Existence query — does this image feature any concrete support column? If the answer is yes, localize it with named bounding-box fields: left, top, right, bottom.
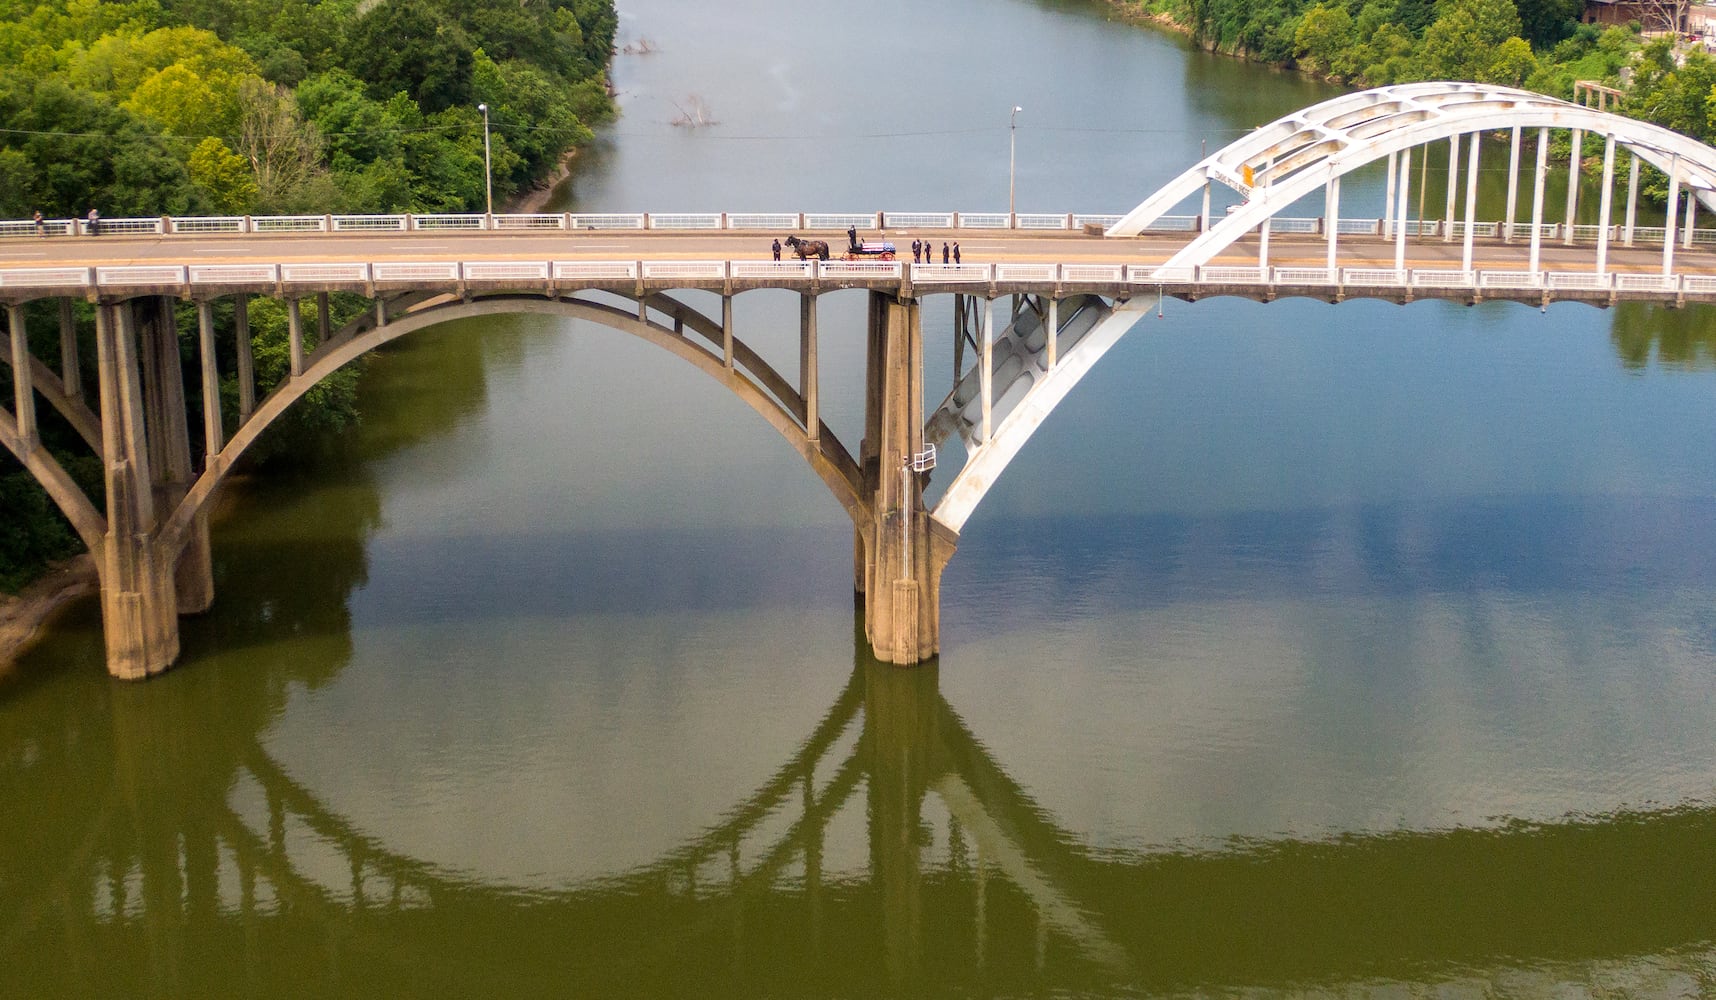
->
left=1200, top=177, right=1211, bottom=233
left=1564, top=129, right=1583, bottom=244
left=1683, top=188, right=1697, bottom=250
left=287, top=299, right=305, bottom=377
left=1258, top=156, right=1272, bottom=269
left=1530, top=128, right=1549, bottom=274
left=1596, top=135, right=1616, bottom=275
left=799, top=293, right=818, bottom=440
left=95, top=303, right=179, bottom=679
left=7, top=305, right=38, bottom=450
left=234, top=295, right=255, bottom=422
left=722, top=294, right=735, bottom=370
left=858, top=292, right=952, bottom=666
left=1395, top=148, right=1411, bottom=272
left=1444, top=133, right=1460, bottom=241
left=1505, top=126, right=1521, bottom=242
left=1625, top=153, right=1641, bottom=247
left=1461, top=136, right=1480, bottom=273
left=1664, top=155, right=1681, bottom=276
left=58, top=298, right=81, bottom=402
left=316, top=291, right=331, bottom=342
left=980, top=298, right=994, bottom=442
left=195, top=301, right=223, bottom=462
left=138, top=299, right=212, bottom=615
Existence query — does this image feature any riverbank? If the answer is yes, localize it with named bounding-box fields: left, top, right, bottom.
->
left=0, top=554, right=96, bottom=672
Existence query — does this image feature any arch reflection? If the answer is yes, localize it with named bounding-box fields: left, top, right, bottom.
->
left=6, top=621, right=1716, bottom=998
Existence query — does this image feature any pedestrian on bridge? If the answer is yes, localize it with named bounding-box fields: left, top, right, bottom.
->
left=85, top=208, right=99, bottom=236
left=32, top=210, right=44, bottom=236
left=942, top=242, right=949, bottom=264
left=912, top=238, right=922, bottom=263
left=847, top=225, right=858, bottom=251
left=772, top=238, right=782, bottom=261
left=953, top=242, right=961, bottom=264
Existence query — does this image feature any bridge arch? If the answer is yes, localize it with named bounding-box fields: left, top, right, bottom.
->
left=159, top=292, right=866, bottom=556
left=1108, top=82, right=1716, bottom=268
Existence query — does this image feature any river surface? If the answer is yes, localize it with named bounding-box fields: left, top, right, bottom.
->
left=7, top=1, right=1716, bottom=995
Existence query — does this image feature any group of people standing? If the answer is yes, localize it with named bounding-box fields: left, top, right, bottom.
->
left=911, top=239, right=959, bottom=264
left=29, top=209, right=100, bottom=235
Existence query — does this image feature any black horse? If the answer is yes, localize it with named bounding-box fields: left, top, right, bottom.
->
left=783, top=235, right=830, bottom=261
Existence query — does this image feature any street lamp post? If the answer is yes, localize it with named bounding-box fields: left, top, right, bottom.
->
left=477, top=102, right=493, bottom=219
left=1009, top=105, right=1023, bottom=222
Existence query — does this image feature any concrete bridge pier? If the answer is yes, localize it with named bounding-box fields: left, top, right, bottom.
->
left=136, top=297, right=214, bottom=615
left=856, top=292, right=956, bottom=665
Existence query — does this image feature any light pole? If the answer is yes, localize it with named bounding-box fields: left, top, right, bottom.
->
left=477, top=102, right=493, bottom=218
left=1009, top=105, right=1023, bottom=220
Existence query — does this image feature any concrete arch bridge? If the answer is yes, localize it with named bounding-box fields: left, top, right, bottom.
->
left=5, top=82, right=1716, bottom=678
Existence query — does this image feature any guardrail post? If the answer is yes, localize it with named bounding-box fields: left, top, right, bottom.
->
left=160, top=216, right=173, bottom=235
left=322, top=214, right=334, bottom=233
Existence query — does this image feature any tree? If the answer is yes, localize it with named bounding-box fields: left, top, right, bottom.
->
left=1514, top=0, right=1582, bottom=49
left=187, top=136, right=258, bottom=213
left=1482, top=36, right=1538, bottom=85
left=235, top=76, right=327, bottom=209
left=1294, top=4, right=1353, bottom=76
left=339, top=0, right=474, bottom=112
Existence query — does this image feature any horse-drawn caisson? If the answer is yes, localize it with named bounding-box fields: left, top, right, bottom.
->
left=782, top=234, right=897, bottom=261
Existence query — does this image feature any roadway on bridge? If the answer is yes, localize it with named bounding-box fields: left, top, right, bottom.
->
left=3, top=229, right=1714, bottom=278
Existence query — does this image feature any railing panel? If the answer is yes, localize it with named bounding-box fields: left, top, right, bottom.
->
left=413, top=214, right=486, bottom=231
left=1449, top=221, right=1499, bottom=238
left=1615, top=273, right=1679, bottom=291
left=1274, top=267, right=1337, bottom=284
left=492, top=214, right=566, bottom=230
left=372, top=262, right=460, bottom=282
left=956, top=213, right=1011, bottom=229
left=332, top=215, right=407, bottom=231
left=1411, top=269, right=1475, bottom=288
left=1683, top=275, right=1716, bottom=294
left=804, top=213, right=881, bottom=230
left=280, top=262, right=369, bottom=283
left=171, top=216, right=246, bottom=234
left=567, top=214, right=646, bottom=230
left=252, top=215, right=328, bottom=233
left=1342, top=268, right=1406, bottom=286
left=912, top=264, right=990, bottom=282
left=1624, top=226, right=1667, bottom=245
left=641, top=260, right=726, bottom=279
left=727, top=214, right=800, bottom=230
left=1336, top=218, right=1380, bottom=235
left=1478, top=270, right=1542, bottom=289
left=1061, top=264, right=1124, bottom=283
left=1199, top=265, right=1267, bottom=284
left=1270, top=217, right=1319, bottom=234
left=1074, top=214, right=1125, bottom=230
left=730, top=260, right=814, bottom=279
left=993, top=263, right=1058, bottom=282
left=86, top=218, right=164, bottom=236
left=647, top=214, right=723, bottom=230
left=1136, top=265, right=1194, bottom=282
left=1690, top=228, right=1716, bottom=246
left=97, top=265, right=186, bottom=285
left=189, top=264, right=278, bottom=284
left=0, top=267, right=91, bottom=288
left=1546, top=271, right=1610, bottom=290
left=463, top=261, right=551, bottom=281
left=1015, top=214, right=1070, bottom=230
left=883, top=213, right=955, bottom=229
left=0, top=220, right=74, bottom=237
left=818, top=261, right=902, bottom=279
left=553, top=260, right=638, bottom=279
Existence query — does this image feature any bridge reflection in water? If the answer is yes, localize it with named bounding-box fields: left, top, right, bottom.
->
left=4, top=620, right=1716, bottom=998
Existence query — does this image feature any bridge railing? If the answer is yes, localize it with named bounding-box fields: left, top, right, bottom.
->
left=4, top=259, right=1713, bottom=299
left=11, top=210, right=1716, bottom=245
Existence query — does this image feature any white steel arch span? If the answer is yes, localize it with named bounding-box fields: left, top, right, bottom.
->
left=1107, top=82, right=1716, bottom=268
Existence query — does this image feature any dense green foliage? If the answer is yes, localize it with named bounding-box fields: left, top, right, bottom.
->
left=0, top=0, right=615, bottom=591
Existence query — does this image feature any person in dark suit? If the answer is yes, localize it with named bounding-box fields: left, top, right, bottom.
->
left=847, top=225, right=858, bottom=251
left=953, top=242, right=961, bottom=264
left=941, top=242, right=949, bottom=263
left=772, top=238, right=782, bottom=261
left=911, top=238, right=922, bottom=263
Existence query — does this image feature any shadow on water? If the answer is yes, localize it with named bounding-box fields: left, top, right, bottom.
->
left=5, top=609, right=1716, bottom=997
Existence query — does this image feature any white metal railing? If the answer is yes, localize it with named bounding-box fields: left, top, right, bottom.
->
left=1075, top=214, right=1125, bottom=229
left=805, top=213, right=881, bottom=230
left=1412, top=269, right=1475, bottom=287
left=728, top=213, right=800, bottom=230
left=956, top=213, right=1011, bottom=229
left=819, top=260, right=902, bottom=278
left=373, top=262, right=459, bottom=282
left=1061, top=264, right=1125, bottom=282
left=1683, top=274, right=1716, bottom=293
left=189, top=264, right=277, bottom=284
left=1138, top=265, right=1194, bottom=282
left=1274, top=266, right=1337, bottom=284
left=1546, top=271, right=1607, bottom=290
left=1478, top=270, right=1542, bottom=289
left=332, top=215, right=406, bottom=232
left=0, top=267, right=90, bottom=288
left=171, top=216, right=246, bottom=234
left=568, top=214, right=646, bottom=230
left=1139, top=215, right=1198, bottom=233
left=463, top=261, right=551, bottom=281
left=1270, top=217, right=1318, bottom=234
left=96, top=265, right=184, bottom=285
left=252, top=215, right=327, bottom=233
left=648, top=214, right=722, bottom=230
left=1015, top=214, right=1071, bottom=230
left=1615, top=273, right=1679, bottom=291
left=994, top=263, right=1058, bottom=282
left=883, top=213, right=954, bottom=229
left=492, top=214, right=566, bottom=231
left=279, top=262, right=368, bottom=283
left=413, top=215, right=487, bottom=231
left=912, top=264, right=989, bottom=282
left=641, top=260, right=726, bottom=279
left=1200, top=265, right=1267, bottom=283
left=1342, top=268, right=1406, bottom=286
left=553, top=260, right=637, bottom=279
left=86, top=218, right=163, bottom=236
left=0, top=219, right=74, bottom=237
left=730, top=260, right=814, bottom=279
left=1336, top=218, right=1380, bottom=235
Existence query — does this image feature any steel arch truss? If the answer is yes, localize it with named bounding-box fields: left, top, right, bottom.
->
left=1107, top=82, right=1716, bottom=268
